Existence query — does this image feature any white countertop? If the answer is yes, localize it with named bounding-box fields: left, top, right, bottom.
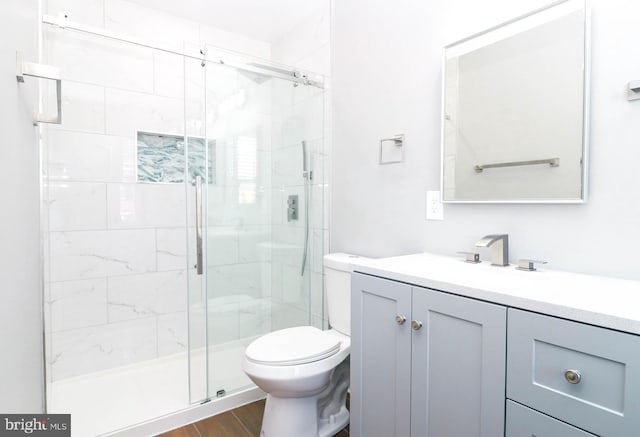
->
left=351, top=253, right=640, bottom=335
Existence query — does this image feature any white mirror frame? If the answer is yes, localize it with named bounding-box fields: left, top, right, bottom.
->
left=440, top=0, right=591, bottom=204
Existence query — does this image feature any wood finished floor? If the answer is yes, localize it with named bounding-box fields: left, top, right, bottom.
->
left=158, top=399, right=349, bottom=437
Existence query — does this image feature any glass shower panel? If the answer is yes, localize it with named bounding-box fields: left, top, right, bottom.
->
left=41, top=23, right=194, bottom=435
left=202, top=60, right=273, bottom=396
left=268, top=72, right=327, bottom=333
left=199, top=50, right=327, bottom=397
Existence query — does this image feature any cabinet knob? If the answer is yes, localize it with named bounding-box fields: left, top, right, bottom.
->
left=564, top=369, right=582, bottom=384
left=395, top=315, right=406, bottom=325
left=411, top=320, right=423, bottom=330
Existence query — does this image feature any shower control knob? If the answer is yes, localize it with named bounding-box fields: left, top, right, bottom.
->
left=395, top=315, right=406, bottom=325
left=411, top=320, right=423, bottom=331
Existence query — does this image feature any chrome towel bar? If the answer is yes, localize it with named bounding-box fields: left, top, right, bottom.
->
left=474, top=157, right=559, bottom=173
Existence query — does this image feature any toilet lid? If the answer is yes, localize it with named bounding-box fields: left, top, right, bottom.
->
left=245, top=326, right=341, bottom=366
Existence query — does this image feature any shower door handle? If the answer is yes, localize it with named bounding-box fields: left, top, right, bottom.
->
left=194, top=175, right=203, bottom=275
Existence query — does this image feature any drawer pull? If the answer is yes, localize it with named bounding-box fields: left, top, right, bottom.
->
left=564, top=369, right=582, bottom=384
left=395, top=315, right=407, bottom=325
left=411, top=320, right=423, bottom=330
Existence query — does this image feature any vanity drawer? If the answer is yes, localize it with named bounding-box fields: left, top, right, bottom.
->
left=506, top=400, right=597, bottom=437
left=507, top=309, right=640, bottom=437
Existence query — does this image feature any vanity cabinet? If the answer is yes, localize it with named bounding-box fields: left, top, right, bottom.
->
left=350, top=272, right=507, bottom=437
left=348, top=252, right=640, bottom=437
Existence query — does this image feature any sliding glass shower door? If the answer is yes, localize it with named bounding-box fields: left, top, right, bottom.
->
left=187, top=48, right=328, bottom=402
left=41, top=22, right=198, bottom=435
left=41, top=10, right=327, bottom=434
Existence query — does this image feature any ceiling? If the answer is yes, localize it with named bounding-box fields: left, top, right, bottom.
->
left=127, top=0, right=328, bottom=43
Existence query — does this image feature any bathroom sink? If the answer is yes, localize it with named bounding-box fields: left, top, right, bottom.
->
left=350, top=252, right=640, bottom=335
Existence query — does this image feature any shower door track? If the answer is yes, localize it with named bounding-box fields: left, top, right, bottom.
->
left=41, top=14, right=324, bottom=89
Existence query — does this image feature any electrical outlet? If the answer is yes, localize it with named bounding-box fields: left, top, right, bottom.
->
left=426, top=191, right=444, bottom=220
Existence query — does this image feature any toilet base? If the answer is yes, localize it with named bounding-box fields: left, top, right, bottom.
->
left=260, top=394, right=316, bottom=437
left=259, top=395, right=349, bottom=437
left=318, top=405, right=349, bottom=437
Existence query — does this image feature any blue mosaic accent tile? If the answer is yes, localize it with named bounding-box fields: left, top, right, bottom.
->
left=137, top=132, right=214, bottom=183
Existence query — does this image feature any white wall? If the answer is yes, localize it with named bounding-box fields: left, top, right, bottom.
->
left=332, top=0, right=640, bottom=280
left=0, top=0, right=44, bottom=412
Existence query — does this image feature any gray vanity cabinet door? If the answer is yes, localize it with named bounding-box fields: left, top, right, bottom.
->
left=410, top=287, right=507, bottom=437
left=351, top=273, right=412, bottom=437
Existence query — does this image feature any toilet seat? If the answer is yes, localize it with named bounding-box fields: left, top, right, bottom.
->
left=245, top=326, right=341, bottom=366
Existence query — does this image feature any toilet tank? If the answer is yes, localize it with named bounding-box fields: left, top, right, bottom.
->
left=324, top=253, right=368, bottom=336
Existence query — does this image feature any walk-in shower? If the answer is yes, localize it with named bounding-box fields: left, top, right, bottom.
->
left=39, top=6, right=327, bottom=435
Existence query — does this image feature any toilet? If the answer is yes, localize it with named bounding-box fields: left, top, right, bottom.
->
left=243, top=253, right=363, bottom=437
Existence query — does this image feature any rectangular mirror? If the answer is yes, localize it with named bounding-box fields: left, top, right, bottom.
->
left=441, top=0, right=589, bottom=203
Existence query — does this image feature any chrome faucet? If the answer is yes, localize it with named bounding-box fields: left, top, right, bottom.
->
left=475, top=234, right=509, bottom=266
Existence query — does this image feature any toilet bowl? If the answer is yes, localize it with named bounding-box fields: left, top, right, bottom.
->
left=242, top=253, right=364, bottom=437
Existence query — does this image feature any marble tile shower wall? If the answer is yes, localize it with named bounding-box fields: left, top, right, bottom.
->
left=42, top=0, right=273, bottom=381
